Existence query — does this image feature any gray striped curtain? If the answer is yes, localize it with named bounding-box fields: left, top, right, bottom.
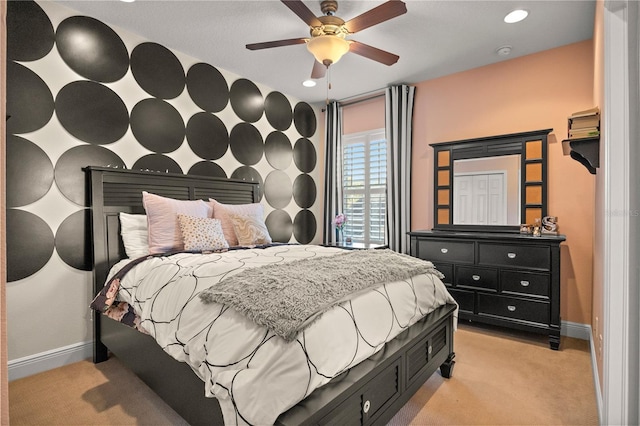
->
left=385, top=85, right=415, bottom=254
left=323, top=101, right=343, bottom=244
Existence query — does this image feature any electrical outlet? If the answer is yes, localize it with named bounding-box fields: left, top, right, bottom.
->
left=598, top=334, right=603, bottom=356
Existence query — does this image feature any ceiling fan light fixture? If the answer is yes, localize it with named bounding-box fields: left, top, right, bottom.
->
left=307, top=35, right=350, bottom=67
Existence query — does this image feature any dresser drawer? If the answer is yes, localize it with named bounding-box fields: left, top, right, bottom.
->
left=432, top=262, right=453, bottom=285
left=478, top=294, right=549, bottom=325
left=455, top=266, right=498, bottom=291
left=448, top=288, right=474, bottom=313
left=416, top=239, right=474, bottom=263
left=478, top=243, right=550, bottom=270
left=501, top=270, right=550, bottom=298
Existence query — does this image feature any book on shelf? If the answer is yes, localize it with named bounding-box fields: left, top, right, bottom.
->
left=570, top=114, right=600, bottom=129
left=570, top=106, right=600, bottom=118
left=569, top=128, right=600, bottom=139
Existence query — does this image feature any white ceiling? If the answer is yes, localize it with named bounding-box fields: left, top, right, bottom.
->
left=55, top=0, right=596, bottom=106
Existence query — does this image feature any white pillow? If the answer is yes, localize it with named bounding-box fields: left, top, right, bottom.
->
left=142, top=191, right=212, bottom=254
left=119, top=212, right=149, bottom=259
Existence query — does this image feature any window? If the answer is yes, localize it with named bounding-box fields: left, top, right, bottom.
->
left=342, top=129, right=387, bottom=245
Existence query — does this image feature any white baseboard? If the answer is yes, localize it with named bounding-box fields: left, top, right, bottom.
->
left=8, top=340, right=92, bottom=381
left=561, top=320, right=591, bottom=340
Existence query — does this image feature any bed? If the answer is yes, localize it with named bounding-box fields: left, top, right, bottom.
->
left=86, top=166, right=457, bottom=426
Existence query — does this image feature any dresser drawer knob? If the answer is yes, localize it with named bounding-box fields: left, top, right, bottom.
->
left=520, top=280, right=530, bottom=287
left=428, top=345, right=433, bottom=354
left=507, top=252, right=517, bottom=259
left=507, top=305, right=517, bottom=312
left=440, top=248, right=448, bottom=254
left=363, top=400, right=371, bottom=414
left=472, top=275, right=480, bottom=281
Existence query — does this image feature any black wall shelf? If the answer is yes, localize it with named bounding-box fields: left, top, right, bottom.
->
left=562, top=137, right=599, bottom=174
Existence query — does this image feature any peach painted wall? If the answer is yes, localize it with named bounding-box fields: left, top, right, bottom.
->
left=412, top=40, right=596, bottom=325
left=342, top=97, right=385, bottom=135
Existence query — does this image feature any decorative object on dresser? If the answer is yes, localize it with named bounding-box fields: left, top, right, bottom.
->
left=409, top=231, right=565, bottom=350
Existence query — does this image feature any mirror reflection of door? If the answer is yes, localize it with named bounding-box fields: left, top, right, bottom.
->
left=454, top=172, right=507, bottom=225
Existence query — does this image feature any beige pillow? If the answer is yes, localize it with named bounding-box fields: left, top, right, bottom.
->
left=177, top=214, right=229, bottom=252
left=229, top=212, right=272, bottom=246
left=142, top=191, right=212, bottom=254
left=209, top=199, right=265, bottom=246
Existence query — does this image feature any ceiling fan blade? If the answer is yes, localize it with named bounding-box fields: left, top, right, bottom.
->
left=349, top=41, right=400, bottom=66
left=281, top=0, right=323, bottom=27
left=246, top=38, right=308, bottom=50
left=344, top=1, right=407, bottom=34
left=311, top=60, right=326, bottom=79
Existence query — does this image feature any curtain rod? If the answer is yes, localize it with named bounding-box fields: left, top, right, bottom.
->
left=338, top=88, right=386, bottom=107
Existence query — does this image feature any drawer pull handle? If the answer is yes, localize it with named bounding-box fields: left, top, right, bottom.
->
left=428, top=345, right=433, bottom=355
left=363, top=400, right=371, bottom=414
left=472, top=275, right=480, bottom=281
left=440, top=248, right=448, bottom=254
left=520, top=280, right=530, bottom=287
left=507, top=252, right=517, bottom=259
left=507, top=305, right=517, bottom=312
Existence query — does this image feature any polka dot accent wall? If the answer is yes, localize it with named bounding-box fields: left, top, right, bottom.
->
left=5, top=0, right=320, bottom=282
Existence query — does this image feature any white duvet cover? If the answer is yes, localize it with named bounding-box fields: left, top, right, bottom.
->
left=107, top=244, right=456, bottom=425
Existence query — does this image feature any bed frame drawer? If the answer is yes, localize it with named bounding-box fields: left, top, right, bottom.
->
left=319, top=358, right=402, bottom=426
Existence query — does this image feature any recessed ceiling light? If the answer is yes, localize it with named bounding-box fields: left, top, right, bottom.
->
left=302, top=79, right=317, bottom=88
left=504, top=9, right=528, bottom=23
left=120, top=0, right=136, bottom=3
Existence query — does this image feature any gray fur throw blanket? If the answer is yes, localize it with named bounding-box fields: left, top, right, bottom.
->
left=199, top=249, right=444, bottom=342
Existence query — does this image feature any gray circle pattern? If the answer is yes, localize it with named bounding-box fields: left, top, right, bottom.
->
left=7, top=135, right=54, bottom=208
left=186, top=112, right=229, bottom=160
left=266, top=209, right=293, bottom=243
left=131, top=99, right=185, bottom=153
left=55, top=145, right=126, bottom=206
left=56, top=16, right=129, bottom=83
left=264, top=170, right=293, bottom=209
left=55, top=209, right=92, bottom=271
left=6, top=209, right=54, bottom=282
left=187, top=63, right=229, bottom=113
left=7, top=0, right=54, bottom=62
left=56, top=80, right=129, bottom=145
left=131, top=42, right=185, bottom=99
left=264, top=131, right=292, bottom=170
left=6, top=61, right=54, bottom=135
left=229, top=123, right=263, bottom=166
left=230, top=79, right=264, bottom=123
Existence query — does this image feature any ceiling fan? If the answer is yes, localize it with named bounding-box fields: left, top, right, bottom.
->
left=246, top=0, right=407, bottom=79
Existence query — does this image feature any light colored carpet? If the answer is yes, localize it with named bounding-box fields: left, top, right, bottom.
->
left=9, top=323, right=598, bottom=425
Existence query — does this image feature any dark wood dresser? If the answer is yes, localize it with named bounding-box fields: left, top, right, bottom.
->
left=409, top=230, right=566, bottom=349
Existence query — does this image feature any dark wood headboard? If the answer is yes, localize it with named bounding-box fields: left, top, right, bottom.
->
left=86, top=166, right=259, bottom=361
left=86, top=166, right=259, bottom=290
